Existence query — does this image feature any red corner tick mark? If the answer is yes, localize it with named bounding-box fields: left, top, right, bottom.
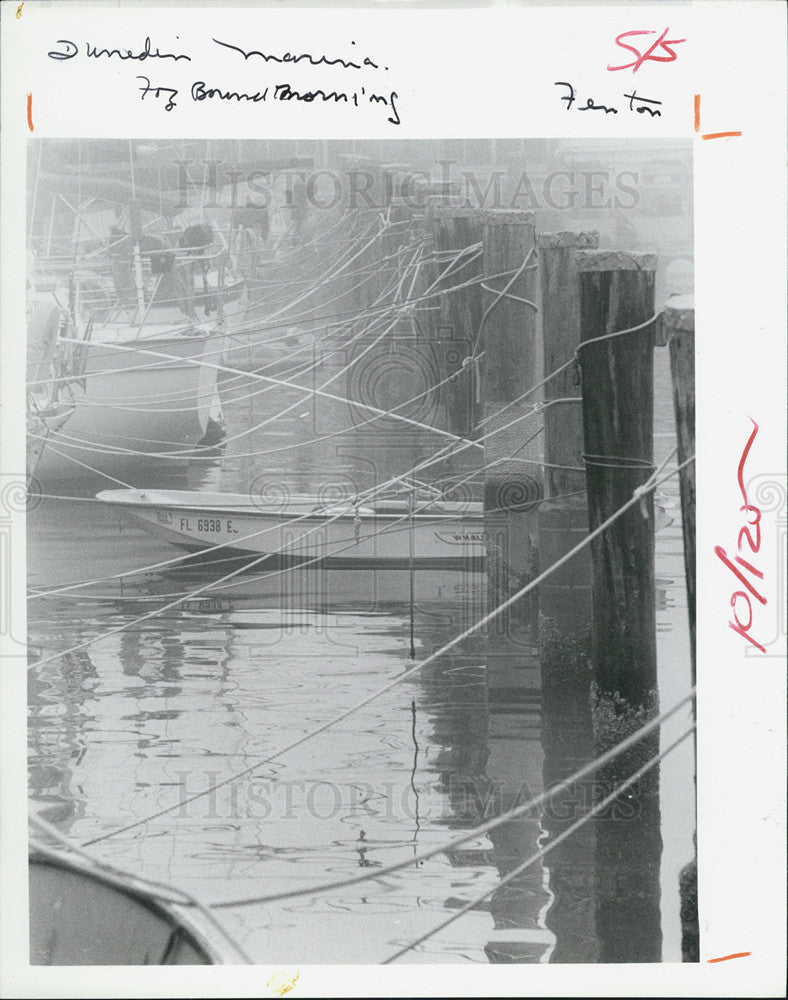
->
left=27, top=93, right=34, bottom=132
left=694, top=93, right=741, bottom=140
left=708, top=951, right=752, bottom=963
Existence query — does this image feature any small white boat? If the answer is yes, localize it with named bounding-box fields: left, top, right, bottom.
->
left=96, top=484, right=675, bottom=571
left=97, top=487, right=487, bottom=570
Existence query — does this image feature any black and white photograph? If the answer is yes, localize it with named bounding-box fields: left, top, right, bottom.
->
left=25, top=136, right=697, bottom=966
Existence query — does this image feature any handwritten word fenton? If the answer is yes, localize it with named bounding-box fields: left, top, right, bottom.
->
left=607, top=28, right=686, bottom=73
left=555, top=82, right=662, bottom=117
left=714, top=418, right=766, bottom=653
left=190, top=80, right=401, bottom=125
left=49, top=37, right=191, bottom=62
left=212, top=37, right=386, bottom=72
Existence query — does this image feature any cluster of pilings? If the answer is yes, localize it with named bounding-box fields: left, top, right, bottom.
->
left=296, top=163, right=697, bottom=722
left=300, top=163, right=698, bottom=960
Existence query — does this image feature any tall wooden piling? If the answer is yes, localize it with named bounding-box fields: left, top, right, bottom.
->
left=426, top=204, right=484, bottom=440
left=337, top=155, right=386, bottom=329
left=538, top=231, right=600, bottom=499
left=537, top=231, right=599, bottom=638
left=577, top=250, right=658, bottom=703
left=576, top=250, right=662, bottom=964
left=408, top=183, right=462, bottom=341
left=665, top=296, right=696, bottom=673
left=481, top=211, right=541, bottom=658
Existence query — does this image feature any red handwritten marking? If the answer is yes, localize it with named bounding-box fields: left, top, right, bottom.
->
left=608, top=28, right=686, bottom=72
left=708, top=951, right=752, bottom=963
left=26, top=92, right=33, bottom=132
left=694, top=93, right=742, bottom=140
left=701, top=131, right=743, bottom=140
left=715, top=418, right=765, bottom=652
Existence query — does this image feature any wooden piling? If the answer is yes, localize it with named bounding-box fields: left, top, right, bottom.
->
left=537, top=231, right=599, bottom=642
left=538, top=231, right=600, bottom=499
left=481, top=211, right=541, bottom=645
left=336, top=156, right=386, bottom=329
left=664, top=296, right=696, bottom=673
left=538, top=502, right=593, bottom=635
left=577, top=250, right=658, bottom=702
left=426, top=204, right=484, bottom=439
left=380, top=163, right=413, bottom=207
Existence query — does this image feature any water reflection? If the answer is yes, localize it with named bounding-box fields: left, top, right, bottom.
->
left=27, top=342, right=693, bottom=964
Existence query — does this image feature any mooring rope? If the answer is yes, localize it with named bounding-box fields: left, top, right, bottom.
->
left=27, top=346, right=589, bottom=602
left=583, top=454, right=656, bottom=471
left=76, top=454, right=691, bottom=847
left=471, top=246, right=538, bottom=356
left=47, top=236, right=484, bottom=460
left=473, top=312, right=662, bottom=438
left=28, top=446, right=587, bottom=605
left=576, top=313, right=659, bottom=354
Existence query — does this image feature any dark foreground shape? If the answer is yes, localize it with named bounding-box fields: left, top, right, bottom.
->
left=29, top=842, right=221, bottom=965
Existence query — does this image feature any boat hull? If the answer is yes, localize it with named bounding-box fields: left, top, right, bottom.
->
left=97, top=489, right=486, bottom=570
left=31, top=332, right=223, bottom=482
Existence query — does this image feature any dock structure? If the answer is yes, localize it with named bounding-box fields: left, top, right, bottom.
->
left=575, top=250, right=663, bottom=963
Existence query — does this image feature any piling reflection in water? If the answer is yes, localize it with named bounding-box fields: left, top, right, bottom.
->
left=28, top=488, right=685, bottom=962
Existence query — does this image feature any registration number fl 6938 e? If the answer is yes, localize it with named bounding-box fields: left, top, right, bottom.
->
left=179, top=516, right=238, bottom=534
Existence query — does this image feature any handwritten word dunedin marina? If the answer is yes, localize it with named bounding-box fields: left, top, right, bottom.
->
left=47, top=35, right=401, bottom=125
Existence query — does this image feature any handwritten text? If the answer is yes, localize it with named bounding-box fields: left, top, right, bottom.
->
left=714, top=418, right=766, bottom=653
left=608, top=28, right=686, bottom=73
left=555, top=82, right=662, bottom=117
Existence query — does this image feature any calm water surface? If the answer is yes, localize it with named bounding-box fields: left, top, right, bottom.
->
left=28, top=345, right=695, bottom=963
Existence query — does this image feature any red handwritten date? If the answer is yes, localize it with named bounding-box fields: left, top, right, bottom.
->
left=608, top=28, right=686, bottom=73
left=714, top=419, right=766, bottom=653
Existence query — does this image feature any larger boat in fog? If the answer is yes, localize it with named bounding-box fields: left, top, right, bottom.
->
left=27, top=214, right=244, bottom=482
